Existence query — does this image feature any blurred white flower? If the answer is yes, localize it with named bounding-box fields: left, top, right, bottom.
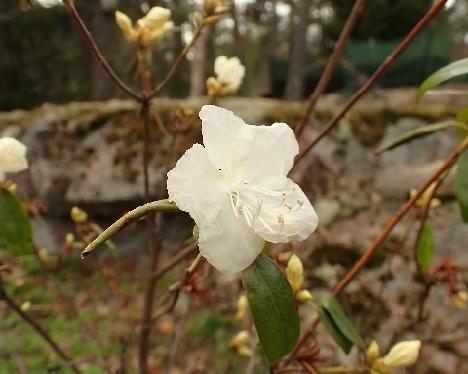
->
left=167, top=105, right=318, bottom=273
left=382, top=340, right=421, bottom=368
left=207, top=56, right=245, bottom=96
left=115, top=7, right=174, bottom=49
left=33, top=0, right=63, bottom=8
left=0, top=137, right=28, bottom=181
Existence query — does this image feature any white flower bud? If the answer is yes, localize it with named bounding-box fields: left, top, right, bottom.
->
left=213, top=56, right=245, bottom=94
left=0, top=137, right=28, bottom=181
left=295, top=289, right=313, bottom=303
left=366, top=340, right=380, bottom=364
left=382, top=340, right=421, bottom=368
left=71, top=206, right=88, bottom=223
left=115, top=11, right=136, bottom=43
left=286, top=254, right=304, bottom=293
left=235, top=294, right=249, bottom=320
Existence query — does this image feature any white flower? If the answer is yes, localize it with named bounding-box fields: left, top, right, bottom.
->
left=33, top=0, right=63, bottom=8
left=167, top=105, right=318, bottom=273
left=214, top=56, right=245, bottom=92
left=382, top=340, right=421, bottom=368
left=115, top=7, right=174, bottom=49
left=0, top=137, right=28, bottom=181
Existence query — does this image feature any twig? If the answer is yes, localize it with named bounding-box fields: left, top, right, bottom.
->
left=295, top=0, right=365, bottom=137
left=151, top=243, right=198, bottom=280
left=0, top=286, right=81, bottom=374
left=288, top=135, right=468, bottom=361
left=295, top=0, right=447, bottom=163
left=147, top=21, right=209, bottom=99
left=64, top=0, right=141, bottom=101
left=333, top=136, right=467, bottom=295
left=80, top=199, right=179, bottom=258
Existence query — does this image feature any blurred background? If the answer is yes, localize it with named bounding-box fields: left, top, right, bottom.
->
left=1, top=1, right=468, bottom=373
left=1, top=0, right=467, bottom=110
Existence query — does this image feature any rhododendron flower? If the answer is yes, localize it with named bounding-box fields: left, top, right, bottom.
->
left=115, top=7, right=174, bottom=49
left=0, top=137, right=28, bottom=181
left=167, top=105, right=318, bottom=273
left=207, top=56, right=245, bottom=96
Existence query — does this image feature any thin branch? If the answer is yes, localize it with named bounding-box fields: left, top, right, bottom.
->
left=0, top=287, right=81, bottom=374
left=151, top=242, right=198, bottom=281
left=147, top=21, right=209, bottom=99
left=80, top=199, right=179, bottom=258
left=333, top=137, right=467, bottom=295
left=288, top=135, right=468, bottom=361
left=295, top=0, right=365, bottom=137
left=295, top=0, right=447, bottom=163
left=64, top=0, right=141, bottom=101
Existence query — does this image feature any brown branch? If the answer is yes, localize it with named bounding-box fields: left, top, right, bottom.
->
left=295, top=0, right=365, bottom=138
left=148, top=21, right=209, bottom=99
left=0, top=286, right=81, bottom=374
left=151, top=242, right=198, bottom=281
left=64, top=0, right=141, bottom=101
left=295, top=0, right=447, bottom=163
left=287, top=135, right=468, bottom=362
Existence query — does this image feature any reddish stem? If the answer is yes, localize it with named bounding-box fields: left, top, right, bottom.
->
left=64, top=0, right=141, bottom=101
left=295, top=0, right=447, bottom=163
left=295, top=0, right=365, bottom=138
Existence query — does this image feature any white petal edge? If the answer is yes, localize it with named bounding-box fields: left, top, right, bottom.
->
left=198, top=199, right=265, bottom=274
left=251, top=180, right=318, bottom=243
left=240, top=122, right=298, bottom=189
left=0, top=137, right=28, bottom=173
left=200, top=105, right=253, bottom=174
left=167, top=143, right=226, bottom=226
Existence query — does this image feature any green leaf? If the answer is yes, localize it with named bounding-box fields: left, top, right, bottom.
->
left=417, top=222, right=434, bottom=272
left=0, top=188, right=33, bottom=255
left=456, top=109, right=468, bottom=138
left=242, top=254, right=300, bottom=363
left=316, top=306, right=353, bottom=354
left=374, top=121, right=468, bottom=156
left=456, top=148, right=468, bottom=223
left=417, top=58, right=468, bottom=100
left=318, top=294, right=365, bottom=351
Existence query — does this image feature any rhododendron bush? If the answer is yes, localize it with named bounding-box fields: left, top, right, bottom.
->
left=1, top=1, right=467, bottom=373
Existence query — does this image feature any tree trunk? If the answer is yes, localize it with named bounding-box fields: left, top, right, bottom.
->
left=189, top=26, right=211, bottom=97
left=284, top=0, right=310, bottom=100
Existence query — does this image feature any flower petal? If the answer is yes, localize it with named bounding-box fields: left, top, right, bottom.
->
left=167, top=144, right=226, bottom=225
left=0, top=137, right=28, bottom=174
left=198, top=199, right=264, bottom=274
left=241, top=122, right=298, bottom=189
left=249, top=180, right=318, bottom=243
left=200, top=105, right=253, bottom=174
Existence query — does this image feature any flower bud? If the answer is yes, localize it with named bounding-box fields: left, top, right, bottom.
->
left=0, top=137, right=28, bottom=181
left=235, top=294, right=249, bottom=320
left=452, top=290, right=467, bottom=309
left=115, top=11, right=136, bottom=43
left=295, top=289, right=313, bottom=303
left=204, top=0, right=227, bottom=16
left=65, top=233, right=75, bottom=246
left=71, top=206, right=88, bottom=223
left=382, top=340, right=421, bottom=368
left=20, top=301, right=31, bottom=311
left=229, top=330, right=250, bottom=347
left=286, top=254, right=304, bottom=294
left=366, top=340, right=380, bottom=364
left=237, top=345, right=253, bottom=357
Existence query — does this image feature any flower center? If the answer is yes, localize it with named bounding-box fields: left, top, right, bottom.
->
left=228, top=182, right=304, bottom=233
